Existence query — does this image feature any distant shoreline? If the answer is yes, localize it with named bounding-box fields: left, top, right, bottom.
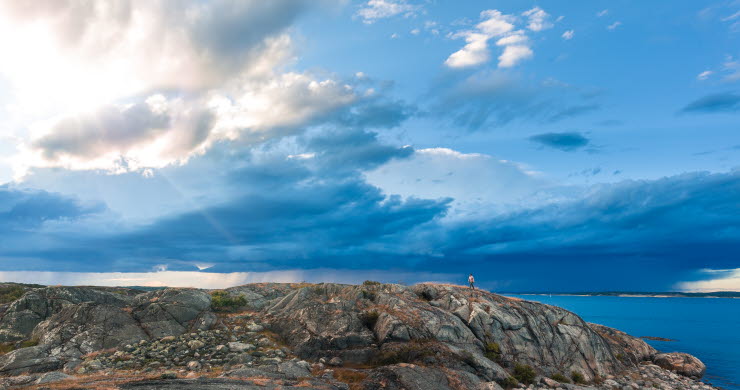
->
left=503, top=292, right=740, bottom=299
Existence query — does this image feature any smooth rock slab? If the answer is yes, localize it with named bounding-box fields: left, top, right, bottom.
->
left=36, top=371, right=73, bottom=384
left=654, top=353, right=706, bottom=378
left=227, top=342, right=255, bottom=352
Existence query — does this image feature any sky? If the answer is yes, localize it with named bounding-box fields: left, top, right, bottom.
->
left=0, top=0, right=738, bottom=292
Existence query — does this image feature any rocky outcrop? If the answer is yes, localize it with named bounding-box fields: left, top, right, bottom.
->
left=588, top=323, right=656, bottom=364
left=654, top=352, right=706, bottom=378
left=0, top=283, right=719, bottom=390
left=0, top=286, right=133, bottom=342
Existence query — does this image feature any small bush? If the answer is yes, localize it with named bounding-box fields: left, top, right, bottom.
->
left=363, top=280, right=381, bottom=286
left=0, top=285, right=26, bottom=304
left=19, top=338, right=39, bottom=348
left=550, top=373, right=570, bottom=383
left=361, top=289, right=376, bottom=301
left=615, top=352, right=624, bottom=361
left=484, top=341, right=501, bottom=361
left=360, top=311, right=380, bottom=330
left=210, top=290, right=247, bottom=312
left=571, top=370, right=586, bottom=384
left=0, top=343, right=14, bottom=355
left=497, top=376, right=519, bottom=389
left=512, top=363, right=536, bottom=385
left=416, top=290, right=433, bottom=301
left=372, top=342, right=435, bottom=366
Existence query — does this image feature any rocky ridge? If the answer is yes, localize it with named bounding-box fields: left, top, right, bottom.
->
left=0, top=282, right=717, bottom=389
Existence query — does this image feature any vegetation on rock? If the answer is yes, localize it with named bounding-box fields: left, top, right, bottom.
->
left=513, top=363, right=536, bottom=385
left=571, top=370, right=586, bottom=384
left=550, top=372, right=570, bottom=383
left=209, top=290, right=246, bottom=312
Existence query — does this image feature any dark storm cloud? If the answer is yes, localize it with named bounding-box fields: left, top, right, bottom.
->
left=4, top=128, right=740, bottom=291
left=529, top=132, right=590, bottom=151
left=428, top=170, right=740, bottom=290
left=0, top=186, right=104, bottom=231
left=681, top=92, right=740, bottom=113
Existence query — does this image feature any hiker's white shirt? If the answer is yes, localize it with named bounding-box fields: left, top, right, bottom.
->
left=468, top=275, right=474, bottom=284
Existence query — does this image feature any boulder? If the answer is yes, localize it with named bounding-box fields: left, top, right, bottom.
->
left=132, top=288, right=211, bottom=338
left=653, top=352, right=706, bottom=378
left=227, top=341, right=254, bottom=352
left=0, top=345, right=62, bottom=375
left=186, top=361, right=202, bottom=371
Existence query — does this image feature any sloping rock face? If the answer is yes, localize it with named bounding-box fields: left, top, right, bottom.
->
left=588, top=323, right=656, bottom=364
left=263, top=283, right=621, bottom=381
left=0, top=287, right=133, bottom=342
left=0, top=282, right=716, bottom=390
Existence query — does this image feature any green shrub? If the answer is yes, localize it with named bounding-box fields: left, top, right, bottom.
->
left=372, top=342, right=435, bottom=366
left=512, top=363, right=536, bottom=385
left=0, top=343, right=14, bottom=355
left=484, top=341, right=501, bottom=361
left=210, top=290, right=247, bottom=312
left=19, top=338, right=38, bottom=348
left=550, top=373, right=570, bottom=383
left=571, top=370, right=586, bottom=384
left=360, top=311, right=380, bottom=329
left=363, top=280, right=381, bottom=286
left=416, top=290, right=433, bottom=301
left=497, top=376, right=519, bottom=389
left=361, top=289, right=376, bottom=301
left=0, top=285, right=26, bottom=304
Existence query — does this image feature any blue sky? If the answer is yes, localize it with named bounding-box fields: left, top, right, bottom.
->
left=0, top=0, right=738, bottom=291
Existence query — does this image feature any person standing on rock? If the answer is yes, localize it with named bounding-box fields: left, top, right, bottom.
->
left=468, top=273, right=475, bottom=290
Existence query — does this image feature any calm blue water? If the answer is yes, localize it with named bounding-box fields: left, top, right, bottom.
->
left=505, top=295, right=740, bottom=390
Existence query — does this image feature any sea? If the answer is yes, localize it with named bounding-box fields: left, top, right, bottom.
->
left=504, top=294, right=740, bottom=390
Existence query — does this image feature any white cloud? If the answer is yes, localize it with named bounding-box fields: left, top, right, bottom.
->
left=18, top=72, right=359, bottom=173
left=676, top=268, right=740, bottom=292
left=0, top=1, right=326, bottom=114
left=562, top=30, right=575, bottom=40
left=607, top=21, right=622, bottom=30
left=721, top=10, right=740, bottom=21
left=410, top=28, right=420, bottom=35
left=445, top=9, right=539, bottom=69
left=445, top=32, right=494, bottom=68
left=496, top=34, right=528, bottom=46
left=522, top=7, right=553, bottom=32
left=2, top=0, right=364, bottom=176
left=365, top=147, right=547, bottom=219
left=697, top=70, right=713, bottom=80
left=723, top=57, right=740, bottom=81
left=356, top=0, right=419, bottom=24
left=498, top=45, right=534, bottom=68
left=597, top=9, right=609, bottom=17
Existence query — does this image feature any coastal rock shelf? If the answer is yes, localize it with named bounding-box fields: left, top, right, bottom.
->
left=0, top=282, right=718, bottom=389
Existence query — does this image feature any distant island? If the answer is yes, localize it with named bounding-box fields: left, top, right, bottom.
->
left=504, top=291, right=740, bottom=298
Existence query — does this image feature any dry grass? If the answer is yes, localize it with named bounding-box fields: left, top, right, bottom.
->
left=258, top=330, right=285, bottom=347
left=441, top=367, right=471, bottom=390
left=332, top=368, right=369, bottom=390
left=290, top=282, right=317, bottom=289
left=82, top=348, right=116, bottom=360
